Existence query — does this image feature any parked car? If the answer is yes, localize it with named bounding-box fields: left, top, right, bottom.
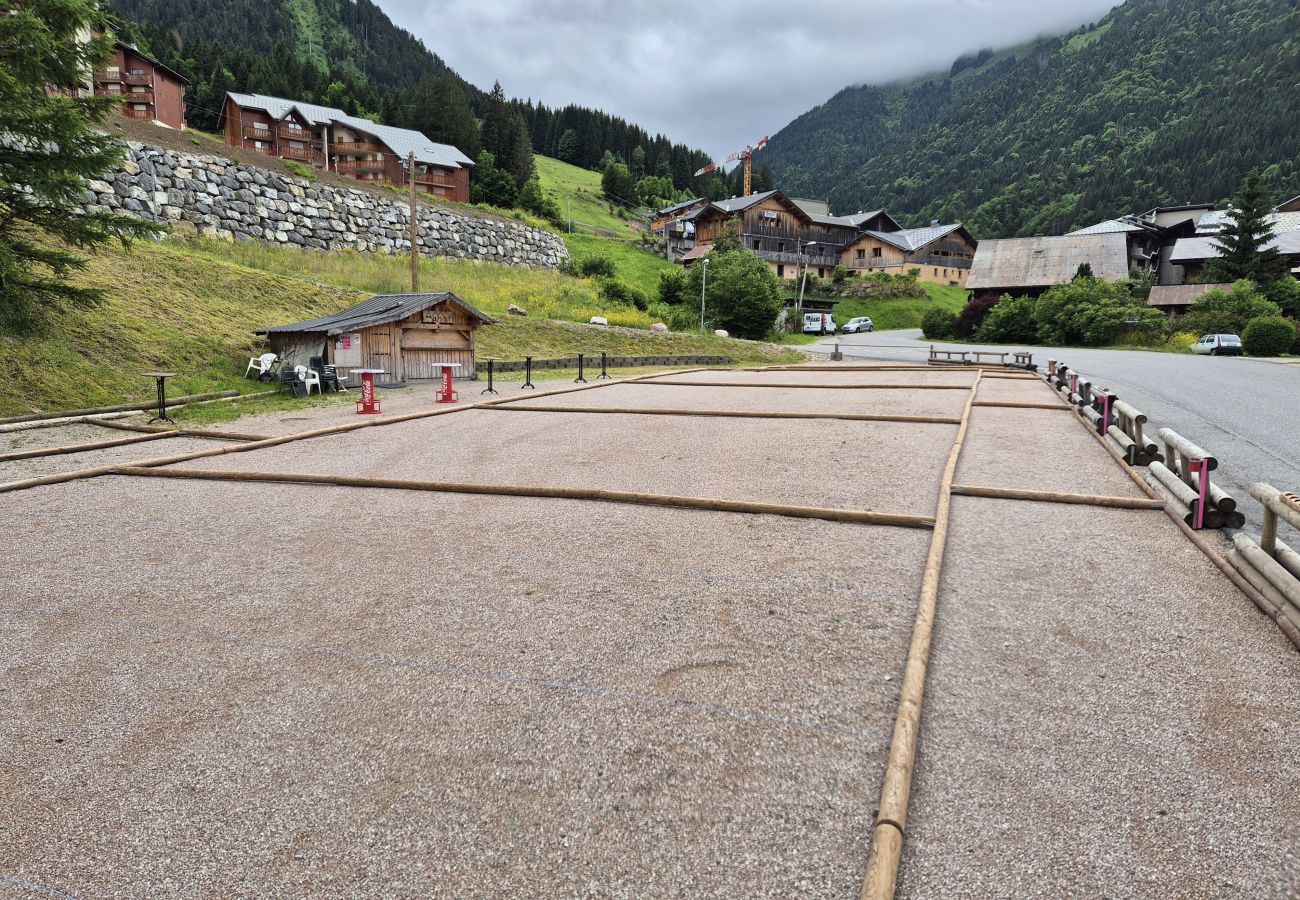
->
left=842, top=316, right=874, bottom=334
left=802, top=312, right=836, bottom=335
left=1192, top=333, right=1243, bottom=356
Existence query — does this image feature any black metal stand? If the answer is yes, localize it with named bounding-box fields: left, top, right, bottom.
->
left=575, top=353, right=587, bottom=383
left=147, top=375, right=174, bottom=424
left=521, top=356, right=535, bottom=390
left=597, top=351, right=611, bottom=379
left=481, top=359, right=499, bottom=395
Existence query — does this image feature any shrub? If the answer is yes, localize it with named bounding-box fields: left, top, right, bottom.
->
left=1178, top=280, right=1281, bottom=336
left=657, top=267, right=688, bottom=305
left=684, top=245, right=783, bottom=339
left=1241, top=316, right=1296, bottom=357
left=832, top=264, right=848, bottom=284
left=921, top=307, right=957, bottom=340
left=1166, top=331, right=1198, bottom=353
left=596, top=276, right=648, bottom=310
left=1260, top=276, right=1300, bottom=318
left=975, top=295, right=1038, bottom=343
left=577, top=255, right=616, bottom=279
left=1034, top=277, right=1165, bottom=346
left=954, top=293, right=1001, bottom=337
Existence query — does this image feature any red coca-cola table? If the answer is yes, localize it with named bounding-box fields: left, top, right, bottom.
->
left=351, top=368, right=386, bottom=414
left=434, top=362, right=462, bottom=403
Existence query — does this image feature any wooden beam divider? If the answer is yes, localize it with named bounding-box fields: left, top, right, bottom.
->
left=949, top=483, right=1165, bottom=509
left=0, top=430, right=181, bottom=462
left=971, top=400, right=1072, bottom=410
left=635, top=381, right=971, bottom=390
left=108, top=465, right=937, bottom=530
left=85, top=418, right=270, bottom=442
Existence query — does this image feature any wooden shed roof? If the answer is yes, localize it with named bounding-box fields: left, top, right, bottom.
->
left=258, top=292, right=493, bottom=336
left=967, top=233, right=1129, bottom=290
left=1146, top=282, right=1233, bottom=308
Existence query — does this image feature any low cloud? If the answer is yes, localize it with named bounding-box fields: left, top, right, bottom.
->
left=383, top=0, right=1120, bottom=158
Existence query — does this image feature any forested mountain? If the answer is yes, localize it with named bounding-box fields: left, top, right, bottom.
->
left=108, top=0, right=711, bottom=197
left=762, top=0, right=1299, bottom=237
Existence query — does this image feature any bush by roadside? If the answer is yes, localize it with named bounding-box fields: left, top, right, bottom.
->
left=1242, top=316, right=1297, bottom=356
left=921, top=308, right=957, bottom=340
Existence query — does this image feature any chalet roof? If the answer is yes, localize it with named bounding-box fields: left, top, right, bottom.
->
left=966, top=233, right=1129, bottom=290
left=258, top=292, right=493, bottom=336
left=1146, top=282, right=1233, bottom=308
left=657, top=197, right=706, bottom=216
left=711, top=190, right=781, bottom=214
left=807, top=212, right=865, bottom=229
left=1194, top=209, right=1300, bottom=234
left=861, top=222, right=968, bottom=253
left=222, top=92, right=474, bottom=169
left=1171, top=229, right=1300, bottom=263
left=1273, top=193, right=1300, bottom=213
left=115, top=40, right=189, bottom=84
left=1070, top=217, right=1148, bottom=236
left=790, top=198, right=830, bottom=216
left=681, top=243, right=713, bottom=261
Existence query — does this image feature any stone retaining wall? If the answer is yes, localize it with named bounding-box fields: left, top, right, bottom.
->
left=83, top=141, right=569, bottom=269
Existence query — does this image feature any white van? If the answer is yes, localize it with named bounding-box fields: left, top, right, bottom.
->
left=802, top=312, right=836, bottom=335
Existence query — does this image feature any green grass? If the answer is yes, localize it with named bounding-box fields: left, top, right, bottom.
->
left=561, top=232, right=674, bottom=298
left=535, top=155, right=641, bottom=238
left=0, top=237, right=799, bottom=418
left=1065, top=20, right=1113, bottom=53
left=830, top=282, right=968, bottom=331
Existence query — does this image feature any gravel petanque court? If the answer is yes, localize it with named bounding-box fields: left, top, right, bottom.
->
left=2, top=364, right=1297, bottom=898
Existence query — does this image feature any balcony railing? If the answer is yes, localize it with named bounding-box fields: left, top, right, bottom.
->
left=277, top=127, right=320, bottom=143
left=332, top=140, right=386, bottom=155
left=121, top=108, right=153, bottom=120
left=337, top=158, right=386, bottom=173
left=242, top=124, right=275, bottom=140
left=94, top=70, right=120, bottom=82
left=279, top=146, right=323, bottom=164
left=123, top=72, right=151, bottom=85
left=414, top=172, right=456, bottom=187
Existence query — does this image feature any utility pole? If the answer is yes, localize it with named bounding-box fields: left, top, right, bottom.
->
left=567, top=199, right=572, bottom=234
left=699, top=257, right=710, bottom=330
left=408, top=151, right=419, bottom=293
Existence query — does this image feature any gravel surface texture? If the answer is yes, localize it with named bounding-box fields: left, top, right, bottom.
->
left=647, top=369, right=976, bottom=388
left=173, top=410, right=955, bottom=517
left=973, top=377, right=1070, bottom=406
left=898, top=497, right=1300, bottom=899
left=956, top=406, right=1146, bottom=498
left=0, top=432, right=237, bottom=482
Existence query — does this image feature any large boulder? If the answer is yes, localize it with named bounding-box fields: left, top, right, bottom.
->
left=649, top=322, right=668, bottom=333
left=507, top=304, right=528, bottom=316
left=713, top=329, right=729, bottom=338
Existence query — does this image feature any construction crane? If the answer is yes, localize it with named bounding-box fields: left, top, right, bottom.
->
left=694, top=135, right=769, bottom=197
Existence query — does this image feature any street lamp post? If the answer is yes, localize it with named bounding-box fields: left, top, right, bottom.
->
left=699, top=257, right=710, bottom=330
left=797, top=240, right=818, bottom=312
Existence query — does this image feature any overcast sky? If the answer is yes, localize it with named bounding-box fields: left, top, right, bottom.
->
left=381, top=0, right=1121, bottom=159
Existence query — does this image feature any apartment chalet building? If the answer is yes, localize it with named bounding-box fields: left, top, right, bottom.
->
left=219, top=93, right=475, bottom=202
left=93, top=41, right=188, bottom=130
left=663, top=190, right=975, bottom=287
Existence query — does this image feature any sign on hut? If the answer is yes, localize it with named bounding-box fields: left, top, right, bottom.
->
left=257, top=292, right=494, bottom=382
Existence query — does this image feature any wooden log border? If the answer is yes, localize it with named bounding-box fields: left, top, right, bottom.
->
left=0, top=430, right=180, bottom=462
left=950, top=484, right=1165, bottom=509
left=860, top=369, right=983, bottom=898
left=108, top=465, right=937, bottom=530
left=635, top=380, right=972, bottom=390
left=85, top=419, right=271, bottom=442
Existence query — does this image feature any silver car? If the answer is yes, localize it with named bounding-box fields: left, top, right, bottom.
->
left=842, top=316, right=874, bottom=334
left=1191, top=334, right=1243, bottom=356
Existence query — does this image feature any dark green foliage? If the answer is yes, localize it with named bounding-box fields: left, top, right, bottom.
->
left=576, top=256, right=616, bottom=279
left=763, top=0, right=1300, bottom=237
left=406, top=73, right=480, bottom=160
left=684, top=247, right=783, bottom=339
left=555, top=129, right=578, bottom=162
left=596, top=277, right=648, bottom=311
left=600, top=161, right=636, bottom=208
left=1241, top=316, right=1296, bottom=356
left=0, top=0, right=163, bottom=330
left=975, top=296, right=1039, bottom=343
left=657, top=268, right=689, bottom=306
left=954, top=293, right=1001, bottom=337
left=1203, top=172, right=1287, bottom=283
left=1074, top=262, right=1093, bottom=280
left=1260, top=276, right=1300, bottom=318
left=921, top=308, right=957, bottom=340
left=1033, top=278, right=1166, bottom=346
left=516, top=177, right=559, bottom=222
left=1177, top=280, right=1282, bottom=336
left=832, top=265, right=848, bottom=285
left=469, top=151, right=517, bottom=208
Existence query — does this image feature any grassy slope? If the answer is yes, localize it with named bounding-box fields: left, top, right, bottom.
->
left=829, top=282, right=968, bottom=331
left=561, top=232, right=674, bottom=299
left=0, top=238, right=798, bottom=417
left=535, top=155, right=639, bottom=237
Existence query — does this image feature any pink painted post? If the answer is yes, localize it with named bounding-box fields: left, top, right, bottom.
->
left=1095, top=392, right=1112, bottom=436
left=1048, top=359, right=1057, bottom=377
left=1191, top=457, right=1210, bottom=530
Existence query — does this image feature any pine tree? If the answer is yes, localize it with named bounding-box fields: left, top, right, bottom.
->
left=1205, top=171, right=1286, bottom=283
left=555, top=128, right=578, bottom=162
left=505, top=110, right=535, bottom=186
left=479, top=81, right=512, bottom=164
left=0, top=0, right=162, bottom=329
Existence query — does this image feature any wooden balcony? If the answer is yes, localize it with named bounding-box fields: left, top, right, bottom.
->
left=121, top=108, right=153, bottom=120
left=332, top=140, right=386, bottom=155
left=337, top=158, right=386, bottom=173
left=277, top=127, right=320, bottom=143
left=414, top=171, right=456, bottom=188
left=278, top=146, right=323, bottom=165
left=123, top=72, right=151, bottom=85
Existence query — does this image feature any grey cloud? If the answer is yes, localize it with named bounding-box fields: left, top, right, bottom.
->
left=383, top=0, right=1120, bottom=158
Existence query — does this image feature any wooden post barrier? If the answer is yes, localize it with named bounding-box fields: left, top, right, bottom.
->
left=1230, top=533, right=1300, bottom=631
left=84, top=419, right=270, bottom=442
left=1149, top=461, right=1224, bottom=529
left=108, top=466, right=938, bottom=530
left=0, top=390, right=241, bottom=426
left=0, top=430, right=180, bottom=462
left=1250, top=483, right=1300, bottom=557
left=860, top=370, right=983, bottom=899
left=636, top=381, right=972, bottom=390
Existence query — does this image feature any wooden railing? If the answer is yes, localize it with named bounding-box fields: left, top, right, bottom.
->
left=337, top=158, right=386, bottom=173
left=332, top=140, right=386, bottom=155
left=121, top=108, right=153, bottom=120
left=277, top=127, right=320, bottom=142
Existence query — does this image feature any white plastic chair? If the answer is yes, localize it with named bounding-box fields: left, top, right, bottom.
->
left=295, top=364, right=322, bottom=396
left=245, top=352, right=277, bottom=378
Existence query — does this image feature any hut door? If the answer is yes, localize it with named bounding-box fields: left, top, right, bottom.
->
left=364, top=327, right=392, bottom=374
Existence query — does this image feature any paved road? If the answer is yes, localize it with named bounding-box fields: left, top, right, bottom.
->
left=811, top=329, right=1300, bottom=534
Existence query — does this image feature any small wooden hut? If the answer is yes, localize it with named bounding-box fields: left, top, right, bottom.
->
left=257, top=292, right=493, bottom=382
